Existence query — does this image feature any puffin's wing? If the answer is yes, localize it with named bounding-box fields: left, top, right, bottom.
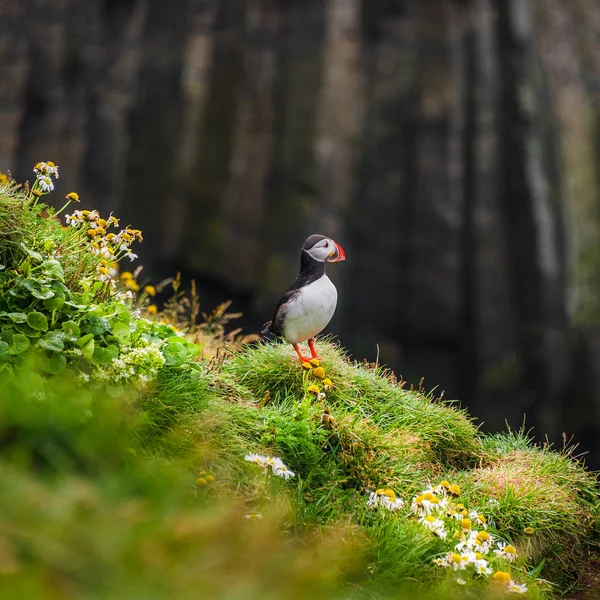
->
left=262, top=289, right=300, bottom=336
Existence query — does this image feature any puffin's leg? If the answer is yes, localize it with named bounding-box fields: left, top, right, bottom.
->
left=293, top=343, right=311, bottom=363
left=308, top=339, right=322, bottom=360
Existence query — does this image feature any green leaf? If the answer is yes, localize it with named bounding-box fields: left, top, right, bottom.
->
left=7, top=313, right=27, bottom=323
left=82, top=315, right=108, bottom=336
left=10, top=333, right=30, bottom=355
left=62, top=321, right=81, bottom=338
left=26, top=312, right=49, bottom=332
left=81, top=338, right=95, bottom=361
left=110, top=322, right=131, bottom=345
left=75, top=333, right=94, bottom=348
left=106, top=383, right=124, bottom=398
left=19, top=279, right=54, bottom=300
left=91, top=346, right=113, bottom=365
left=162, top=342, right=188, bottom=366
left=14, top=322, right=42, bottom=338
left=106, top=344, right=119, bottom=359
left=41, top=259, right=64, bottom=280
left=20, top=243, right=43, bottom=262
left=0, top=340, right=10, bottom=362
left=37, top=332, right=65, bottom=352
left=42, top=352, right=67, bottom=374
left=43, top=297, right=65, bottom=311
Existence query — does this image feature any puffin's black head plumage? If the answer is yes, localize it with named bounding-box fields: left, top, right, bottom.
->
left=302, top=234, right=328, bottom=251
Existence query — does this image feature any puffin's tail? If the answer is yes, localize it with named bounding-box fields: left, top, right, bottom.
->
left=261, top=321, right=272, bottom=336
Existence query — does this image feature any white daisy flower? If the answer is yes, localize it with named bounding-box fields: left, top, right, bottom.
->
left=419, top=515, right=447, bottom=539
left=37, top=175, right=54, bottom=192
left=244, top=513, right=264, bottom=520
left=507, top=581, right=527, bottom=594
left=368, top=489, right=404, bottom=512
left=495, top=542, right=518, bottom=562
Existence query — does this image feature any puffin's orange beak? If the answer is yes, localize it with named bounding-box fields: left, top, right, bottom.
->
left=328, top=241, right=346, bottom=262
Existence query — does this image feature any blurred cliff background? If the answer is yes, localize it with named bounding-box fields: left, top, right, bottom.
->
left=2, top=0, right=600, bottom=464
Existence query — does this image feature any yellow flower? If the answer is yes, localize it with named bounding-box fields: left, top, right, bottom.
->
left=301, top=361, right=312, bottom=370
left=439, top=480, right=451, bottom=489
left=98, top=267, right=110, bottom=276
left=448, top=484, right=461, bottom=497
left=524, top=527, right=534, bottom=536
left=125, top=279, right=140, bottom=292
left=504, top=545, right=517, bottom=555
left=195, top=477, right=207, bottom=486
left=383, top=488, right=396, bottom=499
left=206, top=474, right=215, bottom=483
left=460, top=518, right=472, bottom=531
left=95, top=227, right=106, bottom=236
left=46, top=161, right=56, bottom=168
left=0, top=172, right=9, bottom=185
left=86, top=229, right=98, bottom=237
left=312, top=366, right=325, bottom=379
left=32, top=189, right=41, bottom=197
left=476, top=531, right=490, bottom=544
left=147, top=304, right=158, bottom=316
left=65, top=192, right=80, bottom=202
left=307, top=384, right=320, bottom=395
left=144, top=285, right=156, bottom=296
left=120, top=271, right=134, bottom=280
left=492, top=571, right=511, bottom=585
left=309, top=358, right=320, bottom=367
left=323, top=377, right=333, bottom=387
left=108, top=215, right=119, bottom=226
left=451, top=553, right=462, bottom=565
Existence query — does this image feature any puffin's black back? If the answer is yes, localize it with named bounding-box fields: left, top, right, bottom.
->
left=262, top=234, right=328, bottom=336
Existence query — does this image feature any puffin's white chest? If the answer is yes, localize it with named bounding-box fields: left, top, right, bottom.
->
left=282, top=275, right=338, bottom=344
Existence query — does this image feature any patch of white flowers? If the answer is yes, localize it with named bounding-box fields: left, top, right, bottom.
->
left=91, top=342, right=165, bottom=385
left=364, top=480, right=529, bottom=594
left=245, top=453, right=295, bottom=480
left=367, top=488, right=404, bottom=512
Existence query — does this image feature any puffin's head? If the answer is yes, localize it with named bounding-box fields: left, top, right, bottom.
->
left=302, top=234, right=346, bottom=263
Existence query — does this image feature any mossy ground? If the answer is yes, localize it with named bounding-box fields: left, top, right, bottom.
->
left=2, top=337, right=597, bottom=599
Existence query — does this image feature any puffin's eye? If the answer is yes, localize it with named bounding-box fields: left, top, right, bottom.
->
left=324, top=242, right=329, bottom=248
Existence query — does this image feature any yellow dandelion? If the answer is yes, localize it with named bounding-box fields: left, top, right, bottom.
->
left=147, top=304, right=158, bottom=316
left=312, top=366, right=326, bottom=379
left=65, top=192, right=80, bottom=202
left=307, top=384, right=320, bottom=395
left=144, top=285, right=156, bottom=296
left=492, top=571, right=511, bottom=585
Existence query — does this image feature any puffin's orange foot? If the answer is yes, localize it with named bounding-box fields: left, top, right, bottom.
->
left=308, top=339, right=322, bottom=361
left=293, top=344, right=312, bottom=364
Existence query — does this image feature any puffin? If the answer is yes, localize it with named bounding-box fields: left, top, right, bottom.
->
left=262, top=234, right=346, bottom=363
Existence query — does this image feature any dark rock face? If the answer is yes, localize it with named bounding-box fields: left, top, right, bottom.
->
left=2, top=0, right=600, bottom=462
